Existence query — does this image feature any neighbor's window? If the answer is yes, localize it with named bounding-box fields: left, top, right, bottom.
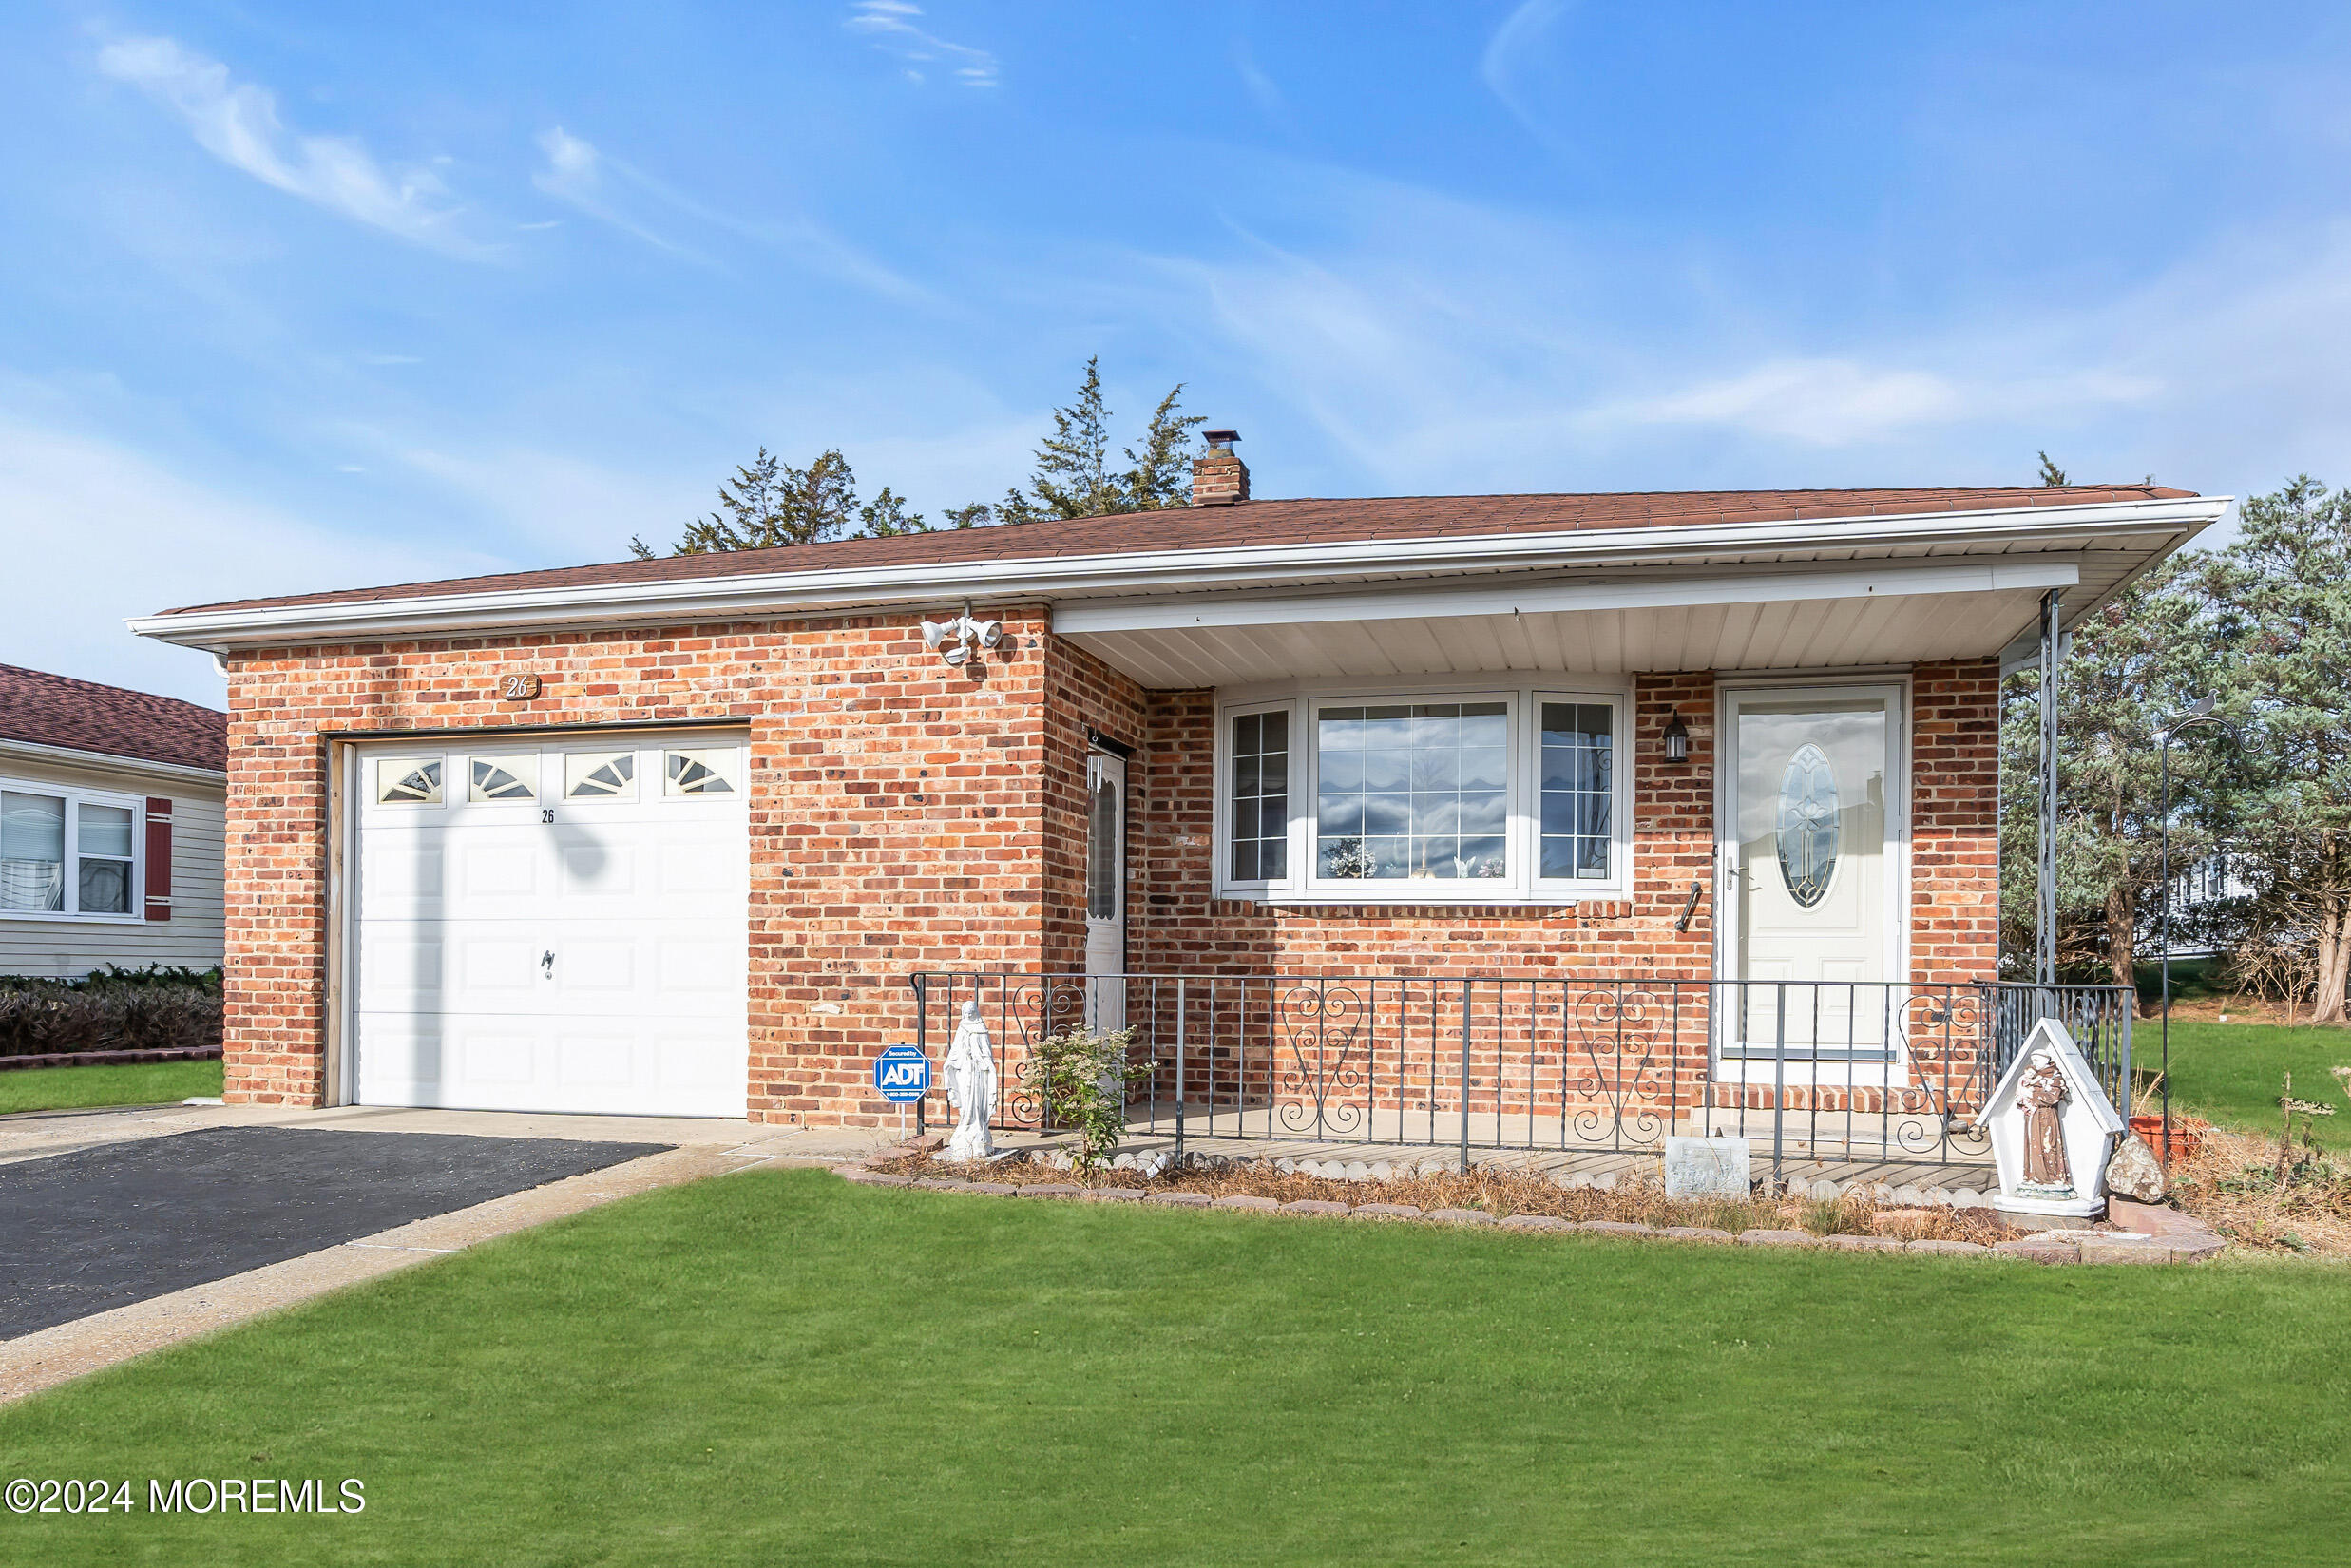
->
left=1227, top=710, right=1289, bottom=882
left=76, top=803, right=135, bottom=914
left=0, top=784, right=143, bottom=919
left=0, top=791, right=66, bottom=912
left=1539, top=702, right=1615, bottom=882
left=1316, top=702, right=1508, bottom=881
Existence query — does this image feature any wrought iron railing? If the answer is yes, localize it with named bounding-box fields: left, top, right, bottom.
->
left=907, top=971, right=2133, bottom=1178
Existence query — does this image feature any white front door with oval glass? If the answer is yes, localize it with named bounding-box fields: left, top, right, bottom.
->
left=1720, top=687, right=1903, bottom=1063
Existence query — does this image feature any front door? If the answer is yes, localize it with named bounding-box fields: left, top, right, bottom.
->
left=1722, top=687, right=1902, bottom=1056
left=1084, top=750, right=1126, bottom=1033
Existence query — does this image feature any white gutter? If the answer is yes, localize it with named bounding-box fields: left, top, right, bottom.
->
left=128, top=495, right=2230, bottom=651
left=1054, top=559, right=2081, bottom=635
left=0, top=737, right=228, bottom=788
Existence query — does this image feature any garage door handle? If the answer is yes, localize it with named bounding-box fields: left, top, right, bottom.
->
left=541, top=950, right=555, bottom=976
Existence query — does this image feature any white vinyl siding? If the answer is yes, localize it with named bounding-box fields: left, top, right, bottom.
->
left=0, top=750, right=224, bottom=978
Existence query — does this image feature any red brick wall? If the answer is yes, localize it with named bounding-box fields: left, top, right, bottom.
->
left=221, top=611, right=1064, bottom=1126
left=220, top=609, right=1999, bottom=1127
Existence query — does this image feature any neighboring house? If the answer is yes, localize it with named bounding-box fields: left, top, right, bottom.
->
left=0, top=663, right=227, bottom=978
left=130, top=438, right=2227, bottom=1129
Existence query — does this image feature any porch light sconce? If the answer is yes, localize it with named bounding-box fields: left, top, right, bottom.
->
left=1662, top=713, right=1691, bottom=764
left=920, top=602, right=1003, bottom=667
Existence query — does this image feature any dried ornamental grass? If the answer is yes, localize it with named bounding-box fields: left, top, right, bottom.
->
left=864, top=1148, right=2030, bottom=1245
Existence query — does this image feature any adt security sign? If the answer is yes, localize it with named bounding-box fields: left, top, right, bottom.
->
left=873, top=1044, right=930, bottom=1103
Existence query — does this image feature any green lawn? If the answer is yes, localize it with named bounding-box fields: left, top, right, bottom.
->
left=3, top=1172, right=2346, bottom=1566
left=0, top=1059, right=220, bottom=1116
left=2145, top=1019, right=2351, bottom=1137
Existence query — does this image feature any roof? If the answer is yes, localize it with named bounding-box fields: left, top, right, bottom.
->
left=0, top=664, right=228, bottom=774
left=164, top=485, right=2195, bottom=617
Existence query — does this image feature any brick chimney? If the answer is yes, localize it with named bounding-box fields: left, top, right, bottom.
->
left=1191, top=429, right=1249, bottom=507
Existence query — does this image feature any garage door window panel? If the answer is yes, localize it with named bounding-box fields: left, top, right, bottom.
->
left=375, top=758, right=444, bottom=805
left=665, top=750, right=736, bottom=795
left=469, top=757, right=537, bottom=803
left=564, top=752, right=637, bottom=799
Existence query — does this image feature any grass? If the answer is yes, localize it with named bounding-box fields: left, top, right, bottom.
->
left=2143, top=1019, right=2351, bottom=1138
left=0, top=1058, right=220, bottom=1116
left=3, top=1170, right=2347, bottom=1566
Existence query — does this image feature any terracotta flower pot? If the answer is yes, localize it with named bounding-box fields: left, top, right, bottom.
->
left=2129, top=1114, right=2205, bottom=1161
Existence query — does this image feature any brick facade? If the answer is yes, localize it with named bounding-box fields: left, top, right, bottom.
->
left=218, top=610, right=2000, bottom=1127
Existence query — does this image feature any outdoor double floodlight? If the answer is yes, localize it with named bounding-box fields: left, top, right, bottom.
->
left=921, top=604, right=1004, bottom=667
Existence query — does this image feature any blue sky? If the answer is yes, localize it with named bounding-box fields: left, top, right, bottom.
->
left=7, top=1, right=2351, bottom=705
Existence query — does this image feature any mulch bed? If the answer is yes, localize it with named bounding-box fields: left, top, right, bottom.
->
left=862, top=1146, right=2033, bottom=1246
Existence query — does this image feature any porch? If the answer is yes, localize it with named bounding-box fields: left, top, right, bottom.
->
left=908, top=971, right=2132, bottom=1186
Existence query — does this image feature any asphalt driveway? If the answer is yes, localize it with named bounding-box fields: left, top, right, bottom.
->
left=0, top=1126, right=669, bottom=1340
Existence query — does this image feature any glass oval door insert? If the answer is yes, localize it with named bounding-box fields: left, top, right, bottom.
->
left=1775, top=743, right=1839, bottom=907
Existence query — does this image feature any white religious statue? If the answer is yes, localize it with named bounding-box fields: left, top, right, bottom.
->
left=942, top=1001, right=998, bottom=1161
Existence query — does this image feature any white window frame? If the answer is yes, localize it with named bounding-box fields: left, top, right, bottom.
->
left=1212, top=677, right=1634, bottom=906
left=0, top=774, right=146, bottom=924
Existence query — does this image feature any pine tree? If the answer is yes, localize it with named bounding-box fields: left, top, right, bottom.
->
left=2037, top=451, right=2069, bottom=487
left=630, top=449, right=858, bottom=558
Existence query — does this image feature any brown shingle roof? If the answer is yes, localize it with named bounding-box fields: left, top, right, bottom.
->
left=164, top=485, right=2197, bottom=618
left=0, top=664, right=227, bottom=774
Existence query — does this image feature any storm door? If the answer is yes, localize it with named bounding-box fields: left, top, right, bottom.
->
left=1083, top=750, right=1127, bottom=1033
left=1721, top=687, right=1902, bottom=1058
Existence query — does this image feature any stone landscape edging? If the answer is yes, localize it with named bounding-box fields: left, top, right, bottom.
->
left=829, top=1164, right=2229, bottom=1264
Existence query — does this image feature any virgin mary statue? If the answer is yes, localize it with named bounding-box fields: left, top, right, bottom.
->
left=942, top=1001, right=997, bottom=1161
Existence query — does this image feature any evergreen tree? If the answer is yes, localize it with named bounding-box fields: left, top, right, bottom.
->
left=997, top=357, right=1204, bottom=523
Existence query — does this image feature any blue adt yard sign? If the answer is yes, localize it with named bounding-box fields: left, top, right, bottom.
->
left=873, top=1044, right=930, bottom=1103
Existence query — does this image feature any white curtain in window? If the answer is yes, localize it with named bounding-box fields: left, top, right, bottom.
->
left=0, top=791, right=66, bottom=912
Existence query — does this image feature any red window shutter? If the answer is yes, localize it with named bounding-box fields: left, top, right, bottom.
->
left=144, top=797, right=173, bottom=922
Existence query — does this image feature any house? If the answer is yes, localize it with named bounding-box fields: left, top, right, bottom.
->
left=128, top=439, right=2225, bottom=1138
left=0, top=663, right=227, bottom=978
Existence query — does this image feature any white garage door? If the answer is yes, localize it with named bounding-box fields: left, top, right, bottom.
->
left=351, top=733, right=750, bottom=1117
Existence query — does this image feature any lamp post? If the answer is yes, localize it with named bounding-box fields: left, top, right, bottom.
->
left=2156, top=698, right=2240, bottom=1169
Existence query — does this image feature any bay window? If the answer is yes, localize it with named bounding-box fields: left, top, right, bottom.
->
left=1216, top=684, right=1631, bottom=902
left=0, top=782, right=143, bottom=920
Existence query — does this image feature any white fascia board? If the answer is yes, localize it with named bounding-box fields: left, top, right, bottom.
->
left=127, top=494, right=2229, bottom=650
left=1052, top=560, right=2080, bottom=636
left=0, top=737, right=229, bottom=788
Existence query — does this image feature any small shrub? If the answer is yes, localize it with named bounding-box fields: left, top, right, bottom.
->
left=0, top=964, right=223, bottom=995
left=1023, top=1023, right=1150, bottom=1175
left=0, top=984, right=221, bottom=1057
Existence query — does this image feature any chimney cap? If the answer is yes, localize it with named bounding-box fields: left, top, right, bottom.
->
left=1202, top=429, right=1240, bottom=448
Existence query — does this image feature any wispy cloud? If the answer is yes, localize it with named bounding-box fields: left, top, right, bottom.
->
left=1598, top=359, right=2160, bottom=448
left=94, top=35, right=495, bottom=259
left=530, top=126, right=697, bottom=258
left=845, top=2, right=999, bottom=87
left=1480, top=0, right=1577, bottom=160
left=527, top=124, right=938, bottom=303
left=0, top=405, right=485, bottom=703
